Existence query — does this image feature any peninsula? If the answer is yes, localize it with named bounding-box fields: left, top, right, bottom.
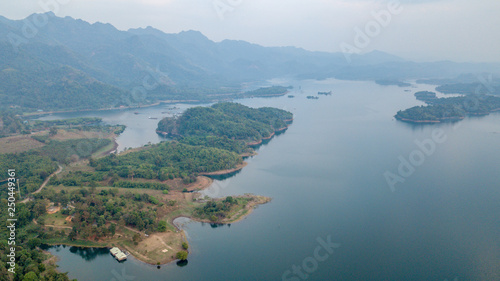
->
left=0, top=102, right=293, bottom=277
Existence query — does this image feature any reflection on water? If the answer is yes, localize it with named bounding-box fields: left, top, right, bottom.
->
left=41, top=245, right=110, bottom=262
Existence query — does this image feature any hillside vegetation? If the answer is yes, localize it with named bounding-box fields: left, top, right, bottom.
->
left=157, top=102, right=293, bottom=142
left=396, top=93, right=500, bottom=122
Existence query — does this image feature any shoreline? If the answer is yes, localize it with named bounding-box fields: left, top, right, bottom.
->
left=20, top=89, right=295, bottom=119
left=395, top=108, right=500, bottom=124
left=43, top=193, right=271, bottom=266
left=20, top=99, right=204, bottom=118
left=395, top=116, right=463, bottom=123
left=189, top=195, right=272, bottom=225
left=41, top=156, right=264, bottom=266
left=199, top=162, right=248, bottom=176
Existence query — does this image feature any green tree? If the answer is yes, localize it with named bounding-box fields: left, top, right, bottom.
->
left=176, top=251, right=188, bottom=261
left=22, top=271, right=39, bottom=281
left=182, top=242, right=189, bottom=250
left=49, top=127, right=58, bottom=136
left=68, top=229, right=77, bottom=241
left=157, top=220, right=167, bottom=232
left=133, top=233, right=141, bottom=243
left=109, top=223, right=116, bottom=237
left=27, top=238, right=41, bottom=249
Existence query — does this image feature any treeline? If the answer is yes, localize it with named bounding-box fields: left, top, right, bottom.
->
left=396, top=94, right=500, bottom=122
left=178, top=135, right=252, bottom=154
left=436, top=82, right=500, bottom=96
left=32, top=117, right=102, bottom=128
left=157, top=102, right=293, bottom=142
left=0, top=152, right=58, bottom=194
left=91, top=141, right=242, bottom=181
left=30, top=118, right=126, bottom=136
left=0, top=111, right=30, bottom=137
left=375, top=80, right=411, bottom=87
left=112, top=180, right=170, bottom=190
left=50, top=171, right=107, bottom=187
left=0, top=114, right=125, bottom=139
left=240, top=86, right=291, bottom=97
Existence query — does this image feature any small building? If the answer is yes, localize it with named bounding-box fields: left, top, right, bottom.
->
left=110, top=247, right=127, bottom=261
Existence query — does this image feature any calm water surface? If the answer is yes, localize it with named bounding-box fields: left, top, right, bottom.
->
left=45, top=79, right=500, bottom=281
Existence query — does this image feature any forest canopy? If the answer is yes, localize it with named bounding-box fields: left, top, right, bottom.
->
left=395, top=94, right=500, bottom=122
left=157, top=102, right=293, bottom=142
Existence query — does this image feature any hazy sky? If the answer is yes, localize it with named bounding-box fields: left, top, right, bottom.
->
left=1, top=0, right=499, bottom=62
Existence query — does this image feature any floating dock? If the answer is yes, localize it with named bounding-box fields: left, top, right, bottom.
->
left=110, top=247, right=127, bottom=261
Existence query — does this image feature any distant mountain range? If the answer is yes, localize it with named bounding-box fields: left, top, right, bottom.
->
left=1, top=12, right=499, bottom=112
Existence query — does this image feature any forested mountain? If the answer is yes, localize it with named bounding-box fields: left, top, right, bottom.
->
left=1, top=13, right=500, bottom=112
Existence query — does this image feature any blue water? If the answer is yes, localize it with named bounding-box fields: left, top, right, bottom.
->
left=46, top=79, right=500, bottom=280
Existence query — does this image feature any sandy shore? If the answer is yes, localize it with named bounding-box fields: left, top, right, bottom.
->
left=185, top=176, right=213, bottom=191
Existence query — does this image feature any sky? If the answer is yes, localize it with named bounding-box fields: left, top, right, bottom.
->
left=1, top=0, right=499, bottom=62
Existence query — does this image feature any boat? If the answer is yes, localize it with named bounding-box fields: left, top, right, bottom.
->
left=307, top=96, right=319, bottom=100
left=134, top=112, right=140, bottom=115
left=288, top=95, right=295, bottom=98
left=110, top=247, right=127, bottom=262
left=318, top=91, right=332, bottom=96
left=148, top=117, right=158, bottom=120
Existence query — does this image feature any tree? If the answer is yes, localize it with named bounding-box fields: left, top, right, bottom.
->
left=49, top=126, right=58, bottom=136
left=68, top=229, right=77, bottom=241
left=182, top=242, right=189, bottom=250
left=157, top=220, right=167, bottom=232
left=27, top=238, right=41, bottom=249
left=224, top=196, right=235, bottom=204
left=22, top=271, right=39, bottom=281
left=108, top=223, right=116, bottom=237
left=133, top=233, right=141, bottom=243
left=176, top=251, right=188, bottom=261
left=32, top=201, right=47, bottom=218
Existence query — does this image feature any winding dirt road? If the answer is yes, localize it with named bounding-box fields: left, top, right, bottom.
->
left=20, top=164, right=63, bottom=203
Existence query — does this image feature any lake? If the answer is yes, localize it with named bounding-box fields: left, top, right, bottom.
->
left=44, top=79, right=500, bottom=281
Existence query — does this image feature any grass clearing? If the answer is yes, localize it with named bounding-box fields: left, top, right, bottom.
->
left=0, top=134, right=45, bottom=154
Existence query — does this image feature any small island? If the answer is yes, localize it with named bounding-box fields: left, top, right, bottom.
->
left=375, top=79, right=411, bottom=87
left=414, top=91, right=437, bottom=103
left=238, top=85, right=292, bottom=98
left=318, top=91, right=332, bottom=96
left=395, top=91, right=500, bottom=123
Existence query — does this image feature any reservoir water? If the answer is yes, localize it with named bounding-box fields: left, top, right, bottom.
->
left=43, top=79, right=500, bottom=281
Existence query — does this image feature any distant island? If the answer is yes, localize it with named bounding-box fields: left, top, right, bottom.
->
left=238, top=86, right=292, bottom=98
left=395, top=91, right=500, bottom=123
left=375, top=80, right=412, bottom=87
left=414, top=91, right=438, bottom=102
left=318, top=91, right=332, bottom=96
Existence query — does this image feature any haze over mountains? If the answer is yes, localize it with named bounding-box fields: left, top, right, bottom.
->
left=1, top=12, right=499, bottom=111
